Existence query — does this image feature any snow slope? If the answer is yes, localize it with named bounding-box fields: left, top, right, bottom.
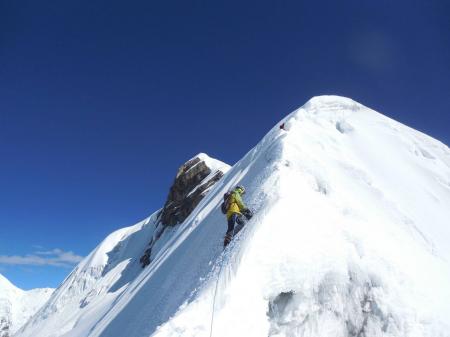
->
left=0, top=274, right=53, bottom=337
left=17, top=96, right=450, bottom=337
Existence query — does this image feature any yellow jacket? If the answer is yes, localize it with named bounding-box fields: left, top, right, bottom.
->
left=226, top=190, right=246, bottom=219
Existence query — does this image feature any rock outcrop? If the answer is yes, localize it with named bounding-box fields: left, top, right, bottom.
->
left=140, top=153, right=229, bottom=267
left=160, top=156, right=223, bottom=226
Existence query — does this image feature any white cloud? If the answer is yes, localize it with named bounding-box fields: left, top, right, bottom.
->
left=0, top=248, right=84, bottom=268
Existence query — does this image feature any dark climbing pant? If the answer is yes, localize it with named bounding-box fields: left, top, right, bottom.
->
left=224, top=213, right=246, bottom=247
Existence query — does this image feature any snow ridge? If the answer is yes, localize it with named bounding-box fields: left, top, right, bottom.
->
left=15, top=95, right=450, bottom=337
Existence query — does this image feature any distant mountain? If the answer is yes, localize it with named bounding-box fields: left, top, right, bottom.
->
left=16, top=96, right=450, bottom=337
left=0, top=274, right=53, bottom=337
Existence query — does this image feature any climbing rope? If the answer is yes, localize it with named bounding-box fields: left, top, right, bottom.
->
left=208, top=258, right=224, bottom=337
left=208, top=208, right=257, bottom=337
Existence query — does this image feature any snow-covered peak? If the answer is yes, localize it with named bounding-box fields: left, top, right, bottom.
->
left=281, top=95, right=368, bottom=129
left=303, top=95, right=363, bottom=110
left=0, top=274, right=53, bottom=337
left=0, top=273, right=19, bottom=291
left=282, top=95, right=450, bottom=257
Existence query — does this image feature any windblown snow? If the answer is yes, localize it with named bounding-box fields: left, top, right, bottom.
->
left=0, top=274, right=53, bottom=336
left=16, top=96, right=450, bottom=337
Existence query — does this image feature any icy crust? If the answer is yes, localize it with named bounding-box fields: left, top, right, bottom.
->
left=16, top=96, right=450, bottom=337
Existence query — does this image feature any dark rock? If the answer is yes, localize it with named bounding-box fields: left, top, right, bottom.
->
left=140, top=154, right=226, bottom=268
left=160, top=156, right=223, bottom=226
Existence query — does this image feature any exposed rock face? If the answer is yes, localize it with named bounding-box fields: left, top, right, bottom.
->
left=140, top=153, right=228, bottom=267
left=160, top=156, right=223, bottom=226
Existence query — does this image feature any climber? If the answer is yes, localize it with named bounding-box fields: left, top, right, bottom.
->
left=221, top=185, right=253, bottom=247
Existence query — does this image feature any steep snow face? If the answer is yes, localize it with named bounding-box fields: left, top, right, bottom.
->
left=15, top=154, right=230, bottom=337
left=17, top=96, right=450, bottom=337
left=0, top=274, right=53, bottom=337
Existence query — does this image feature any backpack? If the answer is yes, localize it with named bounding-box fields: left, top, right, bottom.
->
left=220, top=191, right=232, bottom=214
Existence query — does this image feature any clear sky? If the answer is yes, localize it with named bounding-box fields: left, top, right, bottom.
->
left=1, top=0, right=449, bottom=289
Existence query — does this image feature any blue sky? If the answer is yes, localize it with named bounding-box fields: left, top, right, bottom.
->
left=1, top=0, right=449, bottom=289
